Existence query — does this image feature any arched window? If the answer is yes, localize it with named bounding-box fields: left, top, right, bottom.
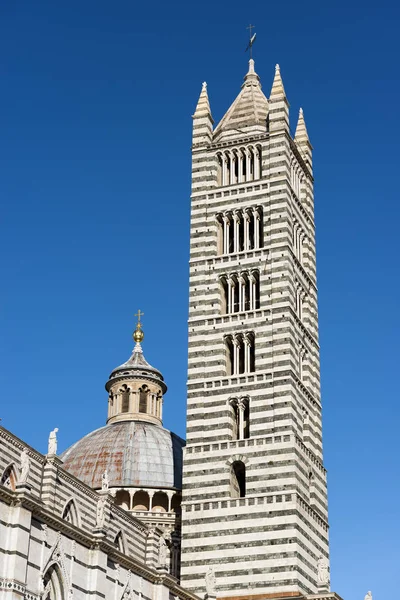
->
left=252, top=270, right=260, bottom=310
left=62, top=499, right=79, bottom=526
left=115, top=490, right=130, bottom=510
left=225, top=336, right=234, bottom=376
left=120, top=385, right=130, bottom=413
left=139, top=385, right=148, bottom=413
left=216, top=214, right=224, bottom=255
left=217, top=154, right=223, bottom=186
left=242, top=398, right=250, bottom=439
left=132, top=490, right=150, bottom=511
left=238, top=336, right=245, bottom=373
left=1, top=464, right=18, bottom=491
left=220, top=276, right=228, bottom=314
left=230, top=398, right=250, bottom=440
left=43, top=564, right=65, bottom=600
left=230, top=461, right=246, bottom=498
left=229, top=399, right=239, bottom=440
left=171, top=493, right=182, bottom=515
left=152, top=491, right=169, bottom=513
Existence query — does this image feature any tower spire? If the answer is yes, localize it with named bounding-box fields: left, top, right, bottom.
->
left=270, top=63, right=287, bottom=99
left=268, top=63, right=289, bottom=133
left=192, top=82, right=213, bottom=147
left=295, top=107, right=313, bottom=170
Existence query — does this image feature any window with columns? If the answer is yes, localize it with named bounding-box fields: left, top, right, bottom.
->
left=225, top=332, right=255, bottom=375
left=299, top=344, right=307, bottom=380
left=290, top=155, right=304, bottom=199
left=229, top=397, right=250, bottom=440
left=220, top=269, right=260, bottom=314
left=293, top=218, right=306, bottom=264
left=217, top=206, right=263, bottom=256
left=139, top=385, right=148, bottom=413
left=120, top=384, right=130, bottom=413
left=295, top=279, right=307, bottom=320
left=217, top=145, right=262, bottom=186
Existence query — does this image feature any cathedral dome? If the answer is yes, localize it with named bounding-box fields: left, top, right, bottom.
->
left=61, top=420, right=184, bottom=490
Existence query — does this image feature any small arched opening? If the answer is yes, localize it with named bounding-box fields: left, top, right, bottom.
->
left=152, top=491, right=169, bottom=513
left=114, top=530, right=126, bottom=553
left=61, top=498, right=79, bottom=526
left=171, top=494, right=182, bottom=515
left=139, top=385, right=148, bottom=413
left=216, top=214, right=224, bottom=255
left=230, top=460, right=246, bottom=498
left=243, top=398, right=250, bottom=439
left=217, top=154, right=223, bottom=186
left=1, top=464, right=18, bottom=491
left=115, top=490, right=130, bottom=511
left=225, top=336, right=234, bottom=376
left=120, top=384, right=130, bottom=413
left=43, top=564, right=65, bottom=600
left=229, top=399, right=239, bottom=440
left=132, top=490, right=150, bottom=511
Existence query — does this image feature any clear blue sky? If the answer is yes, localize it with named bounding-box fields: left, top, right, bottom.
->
left=1, top=1, right=398, bottom=598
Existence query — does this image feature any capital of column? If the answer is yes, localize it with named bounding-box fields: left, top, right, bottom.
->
left=243, top=333, right=252, bottom=346
left=232, top=212, right=241, bottom=224
left=237, top=398, right=246, bottom=410
left=232, top=335, right=241, bottom=347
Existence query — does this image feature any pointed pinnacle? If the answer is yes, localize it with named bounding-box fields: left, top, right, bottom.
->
left=270, top=63, right=286, bottom=99
left=242, top=58, right=261, bottom=88
left=295, top=107, right=310, bottom=143
left=193, top=81, right=213, bottom=119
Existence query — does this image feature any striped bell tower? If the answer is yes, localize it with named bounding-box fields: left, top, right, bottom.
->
left=181, top=59, right=341, bottom=600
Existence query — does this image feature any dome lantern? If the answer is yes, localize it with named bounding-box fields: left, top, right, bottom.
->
left=105, top=312, right=166, bottom=426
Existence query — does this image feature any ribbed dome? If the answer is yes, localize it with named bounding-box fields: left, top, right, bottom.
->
left=61, top=421, right=185, bottom=490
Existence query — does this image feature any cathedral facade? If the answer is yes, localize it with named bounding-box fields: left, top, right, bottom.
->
left=0, top=59, right=345, bottom=600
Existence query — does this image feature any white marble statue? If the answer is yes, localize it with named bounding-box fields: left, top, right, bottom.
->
left=101, top=469, right=109, bottom=491
left=205, top=565, right=217, bottom=596
left=158, top=536, right=168, bottom=566
left=48, top=428, right=59, bottom=455
left=317, top=555, right=329, bottom=586
left=96, top=497, right=106, bottom=528
left=364, top=592, right=372, bottom=600
left=20, top=447, right=30, bottom=483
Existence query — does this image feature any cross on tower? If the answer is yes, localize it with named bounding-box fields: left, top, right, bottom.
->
left=246, top=23, right=255, bottom=58
left=246, top=24, right=256, bottom=59
left=246, top=24, right=254, bottom=38
left=135, top=309, right=144, bottom=326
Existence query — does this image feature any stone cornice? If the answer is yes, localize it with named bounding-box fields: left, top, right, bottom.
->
left=0, top=426, right=46, bottom=464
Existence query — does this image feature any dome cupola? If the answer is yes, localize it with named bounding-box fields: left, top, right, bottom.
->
left=105, top=312, right=166, bottom=426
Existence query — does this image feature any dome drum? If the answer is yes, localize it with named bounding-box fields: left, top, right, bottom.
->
left=107, top=379, right=163, bottom=425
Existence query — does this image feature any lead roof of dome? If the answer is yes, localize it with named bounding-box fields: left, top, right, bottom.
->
left=61, top=421, right=184, bottom=490
left=106, top=343, right=167, bottom=393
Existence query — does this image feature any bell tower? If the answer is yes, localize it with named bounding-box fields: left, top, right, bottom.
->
left=181, top=59, right=334, bottom=599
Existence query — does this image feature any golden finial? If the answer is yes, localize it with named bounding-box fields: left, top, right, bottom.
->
left=133, top=309, right=144, bottom=343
